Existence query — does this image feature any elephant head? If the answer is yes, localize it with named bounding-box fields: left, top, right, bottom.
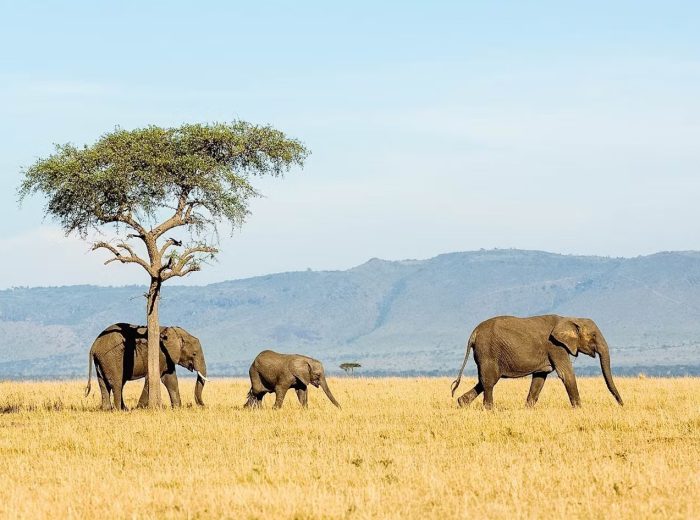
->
left=161, top=326, right=208, bottom=406
left=292, top=357, right=341, bottom=408
left=551, top=317, right=623, bottom=405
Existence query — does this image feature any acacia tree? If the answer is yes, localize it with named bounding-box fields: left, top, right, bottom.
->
left=340, top=362, right=361, bottom=375
left=20, top=122, right=308, bottom=407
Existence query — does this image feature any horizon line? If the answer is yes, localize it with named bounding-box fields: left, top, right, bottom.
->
left=3, top=247, right=698, bottom=291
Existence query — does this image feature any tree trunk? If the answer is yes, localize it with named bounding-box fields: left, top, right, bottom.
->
left=146, top=278, right=162, bottom=408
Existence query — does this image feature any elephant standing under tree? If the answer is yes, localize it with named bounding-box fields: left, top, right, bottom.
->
left=451, top=315, right=624, bottom=409
left=85, top=323, right=208, bottom=410
left=244, top=350, right=341, bottom=409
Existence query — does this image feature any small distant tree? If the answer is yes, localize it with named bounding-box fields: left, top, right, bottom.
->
left=340, top=362, right=361, bottom=375
left=19, top=122, right=308, bottom=407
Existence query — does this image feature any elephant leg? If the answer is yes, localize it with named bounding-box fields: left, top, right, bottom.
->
left=249, top=370, right=266, bottom=395
left=478, top=364, right=500, bottom=410
left=273, top=386, right=289, bottom=409
left=457, top=382, right=483, bottom=408
left=161, top=372, right=181, bottom=408
left=551, top=353, right=581, bottom=407
left=296, top=388, right=308, bottom=408
left=482, top=385, right=496, bottom=410
left=112, top=383, right=126, bottom=411
left=136, top=378, right=149, bottom=409
left=96, top=366, right=112, bottom=411
left=95, top=364, right=111, bottom=410
left=526, top=372, right=549, bottom=407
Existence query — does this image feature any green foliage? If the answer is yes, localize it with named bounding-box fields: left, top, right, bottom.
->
left=340, top=363, right=362, bottom=374
left=19, top=121, right=309, bottom=237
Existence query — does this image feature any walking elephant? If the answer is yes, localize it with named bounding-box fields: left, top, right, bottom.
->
left=85, top=323, right=208, bottom=410
left=451, top=315, right=624, bottom=409
left=244, top=350, right=341, bottom=409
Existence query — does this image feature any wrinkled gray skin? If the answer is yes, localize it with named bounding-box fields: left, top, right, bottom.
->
left=451, top=315, right=624, bottom=409
left=244, top=350, right=341, bottom=409
left=85, top=323, right=207, bottom=410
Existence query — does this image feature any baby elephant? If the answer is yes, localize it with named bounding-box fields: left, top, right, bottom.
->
left=244, top=350, right=341, bottom=409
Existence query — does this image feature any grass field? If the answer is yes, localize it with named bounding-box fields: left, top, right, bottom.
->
left=0, top=376, right=698, bottom=519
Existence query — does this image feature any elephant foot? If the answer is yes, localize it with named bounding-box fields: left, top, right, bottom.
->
left=457, top=393, right=477, bottom=408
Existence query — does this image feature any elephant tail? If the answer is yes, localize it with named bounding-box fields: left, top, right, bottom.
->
left=243, top=388, right=258, bottom=408
left=84, top=350, right=94, bottom=397
left=451, top=330, right=476, bottom=397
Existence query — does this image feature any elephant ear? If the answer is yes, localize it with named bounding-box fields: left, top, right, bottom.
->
left=290, top=357, right=312, bottom=386
left=160, top=327, right=183, bottom=364
left=551, top=319, right=582, bottom=356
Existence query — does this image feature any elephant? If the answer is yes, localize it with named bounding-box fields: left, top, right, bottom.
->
left=84, top=323, right=208, bottom=410
left=243, top=350, right=341, bottom=409
left=451, top=315, right=624, bottom=409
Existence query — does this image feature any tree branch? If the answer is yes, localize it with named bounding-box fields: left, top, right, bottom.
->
left=92, top=241, right=154, bottom=276
left=159, top=256, right=174, bottom=274
left=118, top=213, right=147, bottom=237
left=162, top=245, right=218, bottom=280
left=158, top=237, right=183, bottom=257
left=151, top=189, right=192, bottom=238
left=178, top=265, right=201, bottom=277
left=184, top=199, right=204, bottom=222
left=92, top=205, right=148, bottom=238
left=115, top=242, right=138, bottom=258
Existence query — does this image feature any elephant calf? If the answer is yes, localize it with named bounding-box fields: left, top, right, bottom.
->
left=85, top=323, right=208, bottom=410
left=451, top=314, right=624, bottom=409
left=244, top=350, right=341, bottom=409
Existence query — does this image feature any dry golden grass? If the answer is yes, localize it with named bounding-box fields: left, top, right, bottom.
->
left=0, top=376, right=698, bottom=519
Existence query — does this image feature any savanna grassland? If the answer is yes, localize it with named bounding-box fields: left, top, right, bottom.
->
left=0, top=377, right=698, bottom=519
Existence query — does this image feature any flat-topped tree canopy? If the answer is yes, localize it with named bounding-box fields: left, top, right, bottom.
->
left=20, top=121, right=307, bottom=237
left=340, top=363, right=362, bottom=374
left=19, top=121, right=308, bottom=280
left=19, top=121, right=309, bottom=407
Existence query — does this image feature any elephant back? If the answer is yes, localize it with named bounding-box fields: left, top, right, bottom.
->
left=90, top=323, right=146, bottom=356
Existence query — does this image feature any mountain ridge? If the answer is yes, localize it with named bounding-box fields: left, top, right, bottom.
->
left=1, top=249, right=699, bottom=378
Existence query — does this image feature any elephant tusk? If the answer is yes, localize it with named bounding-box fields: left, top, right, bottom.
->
left=196, top=371, right=210, bottom=382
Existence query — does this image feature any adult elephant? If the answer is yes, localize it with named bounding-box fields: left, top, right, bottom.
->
left=244, top=350, right=341, bottom=409
left=85, top=323, right=208, bottom=410
left=451, top=315, right=624, bottom=409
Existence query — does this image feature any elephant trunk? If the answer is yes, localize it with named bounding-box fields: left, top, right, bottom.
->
left=194, top=358, right=207, bottom=406
left=319, top=374, right=341, bottom=409
left=598, top=338, right=623, bottom=406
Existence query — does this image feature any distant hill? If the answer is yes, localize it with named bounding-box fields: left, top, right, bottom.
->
left=1, top=249, right=699, bottom=378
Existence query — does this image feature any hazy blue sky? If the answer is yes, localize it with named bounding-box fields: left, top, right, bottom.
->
left=1, top=1, right=699, bottom=287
